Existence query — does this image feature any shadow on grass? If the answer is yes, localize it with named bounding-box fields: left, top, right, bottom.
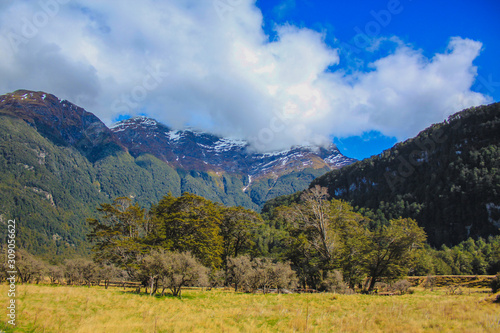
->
left=0, top=321, right=16, bottom=333
left=118, top=289, right=200, bottom=300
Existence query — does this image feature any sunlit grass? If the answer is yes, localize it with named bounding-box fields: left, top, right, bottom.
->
left=0, top=284, right=498, bottom=332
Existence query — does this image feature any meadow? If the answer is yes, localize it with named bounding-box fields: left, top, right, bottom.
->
left=0, top=284, right=499, bottom=332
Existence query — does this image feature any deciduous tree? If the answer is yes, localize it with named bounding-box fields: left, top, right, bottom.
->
left=149, top=193, right=223, bottom=269
left=87, top=197, right=148, bottom=276
left=366, top=218, right=426, bottom=291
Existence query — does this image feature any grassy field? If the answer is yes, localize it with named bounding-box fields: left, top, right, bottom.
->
left=0, top=284, right=499, bottom=332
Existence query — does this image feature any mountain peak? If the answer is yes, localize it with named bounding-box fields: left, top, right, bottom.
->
left=0, top=89, right=124, bottom=162
left=110, top=116, right=165, bottom=133
left=110, top=116, right=356, bottom=177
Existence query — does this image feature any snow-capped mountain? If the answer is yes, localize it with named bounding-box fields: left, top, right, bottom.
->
left=110, top=116, right=356, bottom=180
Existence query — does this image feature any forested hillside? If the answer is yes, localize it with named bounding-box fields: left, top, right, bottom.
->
left=311, top=103, right=500, bottom=246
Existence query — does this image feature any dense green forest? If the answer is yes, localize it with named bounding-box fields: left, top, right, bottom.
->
left=311, top=103, right=500, bottom=246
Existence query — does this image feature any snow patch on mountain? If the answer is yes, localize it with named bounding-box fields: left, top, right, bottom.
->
left=166, top=130, right=183, bottom=142
left=213, top=138, right=247, bottom=152
left=110, top=116, right=356, bottom=180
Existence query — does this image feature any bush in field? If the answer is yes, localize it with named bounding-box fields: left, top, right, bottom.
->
left=227, top=255, right=253, bottom=292
left=138, top=251, right=164, bottom=295
left=492, top=273, right=500, bottom=293
left=374, top=282, right=388, bottom=293
left=64, top=259, right=99, bottom=286
left=162, top=252, right=209, bottom=297
left=390, top=279, right=412, bottom=295
left=138, top=250, right=208, bottom=298
left=270, top=261, right=298, bottom=292
left=47, top=265, right=64, bottom=284
left=227, top=256, right=297, bottom=293
left=64, top=259, right=83, bottom=285
left=98, top=264, right=124, bottom=289
left=319, top=270, right=352, bottom=294
left=424, top=274, right=436, bottom=291
left=81, top=261, right=99, bottom=287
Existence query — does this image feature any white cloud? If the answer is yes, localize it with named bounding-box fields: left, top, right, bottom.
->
left=0, top=0, right=491, bottom=152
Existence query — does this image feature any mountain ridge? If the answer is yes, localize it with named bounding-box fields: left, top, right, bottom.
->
left=109, top=115, right=355, bottom=180
left=0, top=90, right=124, bottom=162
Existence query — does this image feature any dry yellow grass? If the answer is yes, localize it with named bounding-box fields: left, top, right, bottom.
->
left=0, top=284, right=498, bottom=332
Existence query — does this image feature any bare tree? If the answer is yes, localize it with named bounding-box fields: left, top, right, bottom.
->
left=47, top=265, right=64, bottom=284
left=16, top=249, right=45, bottom=284
left=138, top=251, right=165, bottom=296
left=81, top=261, right=99, bottom=287
left=319, top=270, right=351, bottom=294
left=64, top=259, right=98, bottom=286
left=228, top=255, right=253, bottom=292
left=270, top=261, right=298, bottom=293
left=139, top=250, right=208, bottom=298
left=64, top=259, right=83, bottom=285
left=162, top=252, right=208, bottom=298
left=228, top=256, right=297, bottom=293
left=98, top=264, right=123, bottom=289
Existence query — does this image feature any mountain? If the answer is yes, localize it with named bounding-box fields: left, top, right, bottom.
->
left=0, top=89, right=354, bottom=258
left=0, top=90, right=123, bottom=162
left=310, top=103, right=500, bottom=246
left=110, top=116, right=354, bottom=181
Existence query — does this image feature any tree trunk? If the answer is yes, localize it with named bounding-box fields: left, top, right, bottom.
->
left=149, top=277, right=154, bottom=297
left=367, top=277, right=377, bottom=292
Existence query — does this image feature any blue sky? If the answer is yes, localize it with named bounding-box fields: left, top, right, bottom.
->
left=256, top=0, right=500, bottom=159
left=0, top=0, right=498, bottom=160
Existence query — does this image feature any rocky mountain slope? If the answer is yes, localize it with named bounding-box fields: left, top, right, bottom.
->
left=0, top=89, right=354, bottom=258
left=0, top=90, right=123, bottom=162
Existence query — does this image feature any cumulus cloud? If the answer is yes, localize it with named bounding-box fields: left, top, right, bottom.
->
left=0, top=0, right=491, bottom=151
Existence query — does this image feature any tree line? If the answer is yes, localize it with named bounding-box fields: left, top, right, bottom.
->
left=85, top=187, right=432, bottom=294
left=4, top=187, right=499, bottom=297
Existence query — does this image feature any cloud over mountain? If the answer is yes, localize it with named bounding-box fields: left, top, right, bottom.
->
left=0, top=0, right=491, bottom=152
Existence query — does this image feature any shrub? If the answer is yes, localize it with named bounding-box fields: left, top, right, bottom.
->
left=47, top=265, right=64, bottom=284
left=491, top=273, right=500, bottom=293
left=64, top=259, right=98, bottom=286
left=139, top=250, right=209, bottom=298
left=270, top=261, right=298, bottom=293
left=227, top=256, right=297, bottom=293
left=319, top=270, right=353, bottom=294
left=227, top=256, right=253, bottom=292
left=15, top=250, right=46, bottom=284
left=161, top=251, right=209, bottom=297
left=207, top=269, right=225, bottom=290
left=424, top=274, right=436, bottom=290
left=390, top=280, right=412, bottom=295
left=98, top=264, right=123, bottom=289
left=373, top=282, right=388, bottom=293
